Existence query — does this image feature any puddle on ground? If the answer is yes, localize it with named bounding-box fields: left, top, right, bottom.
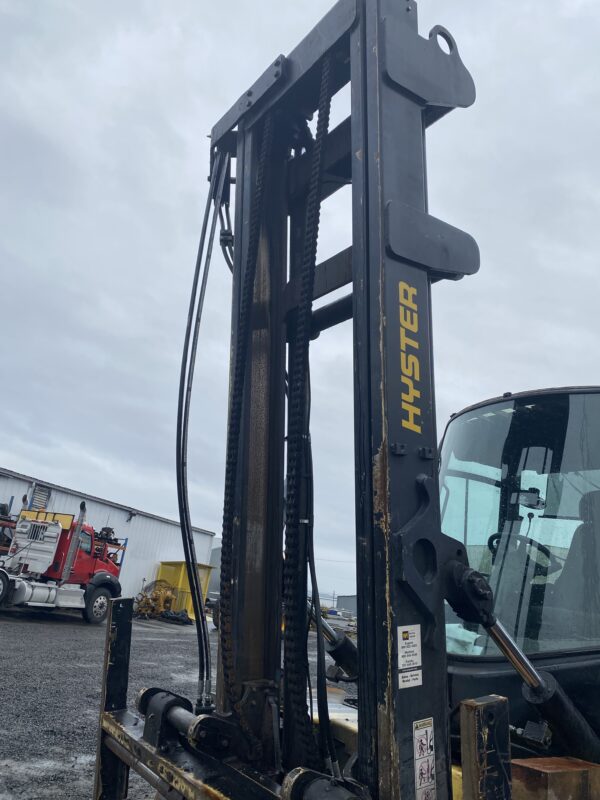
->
left=0, top=753, right=94, bottom=779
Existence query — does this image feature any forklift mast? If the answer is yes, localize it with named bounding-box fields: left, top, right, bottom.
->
left=214, top=0, right=477, bottom=795
left=94, top=1, right=483, bottom=798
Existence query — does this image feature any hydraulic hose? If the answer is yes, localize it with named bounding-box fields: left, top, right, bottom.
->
left=308, top=525, right=341, bottom=777
left=176, top=148, right=229, bottom=710
left=219, top=205, right=234, bottom=272
left=302, top=365, right=340, bottom=777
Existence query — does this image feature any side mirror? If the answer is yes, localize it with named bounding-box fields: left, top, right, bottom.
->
left=515, top=487, right=546, bottom=510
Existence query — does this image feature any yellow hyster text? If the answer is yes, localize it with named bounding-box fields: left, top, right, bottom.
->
left=399, top=281, right=421, bottom=434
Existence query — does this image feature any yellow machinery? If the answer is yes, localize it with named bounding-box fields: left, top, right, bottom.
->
left=135, top=580, right=178, bottom=619
left=134, top=563, right=211, bottom=621
left=156, top=561, right=211, bottom=620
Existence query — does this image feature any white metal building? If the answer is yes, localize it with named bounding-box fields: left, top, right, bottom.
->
left=336, top=594, right=357, bottom=615
left=0, top=467, right=215, bottom=597
left=207, top=543, right=221, bottom=597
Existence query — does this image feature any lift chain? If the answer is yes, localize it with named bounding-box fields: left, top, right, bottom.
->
left=283, top=53, right=333, bottom=770
left=220, top=112, right=274, bottom=753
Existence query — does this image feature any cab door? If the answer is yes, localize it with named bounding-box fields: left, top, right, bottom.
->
left=69, top=530, right=96, bottom=584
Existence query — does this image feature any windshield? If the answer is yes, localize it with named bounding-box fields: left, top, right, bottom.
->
left=440, top=391, right=600, bottom=657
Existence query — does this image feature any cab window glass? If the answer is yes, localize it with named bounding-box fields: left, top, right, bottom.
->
left=440, top=394, right=600, bottom=657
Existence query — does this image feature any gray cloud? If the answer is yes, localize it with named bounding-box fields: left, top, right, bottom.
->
left=1, top=0, right=599, bottom=595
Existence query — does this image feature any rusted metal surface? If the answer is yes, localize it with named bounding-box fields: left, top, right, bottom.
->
left=350, top=1, right=477, bottom=796
left=104, top=736, right=185, bottom=800
left=94, top=601, right=277, bottom=800
left=460, top=695, right=511, bottom=800
left=94, top=598, right=133, bottom=799
left=228, top=117, right=287, bottom=764
left=511, top=757, right=600, bottom=800
left=101, top=711, right=278, bottom=800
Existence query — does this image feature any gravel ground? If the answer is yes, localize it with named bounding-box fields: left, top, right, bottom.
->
left=0, top=606, right=349, bottom=799
left=0, top=606, right=219, bottom=800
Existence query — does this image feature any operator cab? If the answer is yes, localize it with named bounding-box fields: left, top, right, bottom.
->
left=440, top=387, right=600, bottom=756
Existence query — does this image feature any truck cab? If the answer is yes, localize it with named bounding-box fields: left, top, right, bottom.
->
left=34, top=517, right=123, bottom=586
left=0, top=508, right=125, bottom=623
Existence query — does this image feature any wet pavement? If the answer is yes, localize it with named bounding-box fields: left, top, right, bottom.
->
left=0, top=607, right=350, bottom=799
left=0, top=607, right=216, bottom=799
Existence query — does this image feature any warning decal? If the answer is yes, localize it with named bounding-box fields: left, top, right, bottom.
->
left=413, top=717, right=436, bottom=800
left=398, top=624, right=422, bottom=689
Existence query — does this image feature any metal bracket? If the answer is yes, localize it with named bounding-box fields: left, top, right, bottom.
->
left=385, top=202, right=479, bottom=281
left=188, top=713, right=251, bottom=761
left=383, top=17, right=476, bottom=122
left=391, top=476, right=469, bottom=623
left=211, top=56, right=287, bottom=146
left=139, top=688, right=193, bottom=751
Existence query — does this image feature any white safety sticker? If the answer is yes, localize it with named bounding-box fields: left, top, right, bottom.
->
left=398, top=624, right=422, bottom=689
left=413, top=717, right=436, bottom=800
left=400, top=669, right=423, bottom=689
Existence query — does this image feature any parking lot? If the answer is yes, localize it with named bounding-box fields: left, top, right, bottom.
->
left=0, top=607, right=219, bottom=800
left=0, top=607, right=349, bottom=799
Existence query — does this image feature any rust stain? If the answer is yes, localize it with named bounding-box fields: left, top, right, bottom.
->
left=477, top=712, right=489, bottom=800
left=372, top=442, right=389, bottom=521
left=377, top=700, right=394, bottom=799
left=384, top=540, right=399, bottom=798
left=101, top=714, right=233, bottom=800
left=374, top=435, right=398, bottom=799
left=513, top=756, right=599, bottom=773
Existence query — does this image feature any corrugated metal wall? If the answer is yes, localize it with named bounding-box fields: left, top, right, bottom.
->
left=0, top=471, right=213, bottom=597
left=336, top=594, right=357, bottom=615
left=208, top=545, right=221, bottom=596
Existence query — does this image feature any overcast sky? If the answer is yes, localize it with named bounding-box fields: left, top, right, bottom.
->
left=1, top=0, right=599, bottom=597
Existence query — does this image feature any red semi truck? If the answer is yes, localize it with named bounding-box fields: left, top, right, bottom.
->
left=0, top=502, right=126, bottom=623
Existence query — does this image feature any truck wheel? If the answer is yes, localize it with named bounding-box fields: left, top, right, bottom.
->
left=83, top=587, right=111, bottom=624
left=0, top=570, right=9, bottom=605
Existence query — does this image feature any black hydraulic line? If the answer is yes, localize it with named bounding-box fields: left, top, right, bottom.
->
left=283, top=53, right=332, bottom=770
left=219, top=205, right=234, bottom=271
left=176, top=161, right=216, bottom=708
left=220, top=115, right=274, bottom=724
left=308, top=509, right=341, bottom=776
left=183, top=152, right=230, bottom=697
left=303, top=365, right=339, bottom=777
left=176, top=149, right=229, bottom=711
left=306, top=595, right=315, bottom=722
